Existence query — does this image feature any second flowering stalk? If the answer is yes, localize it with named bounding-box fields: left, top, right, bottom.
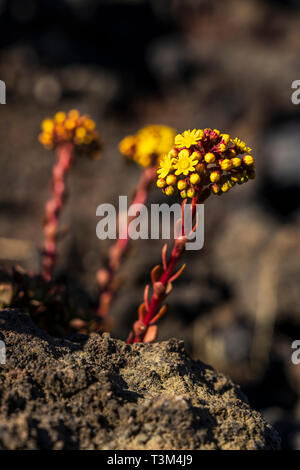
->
left=96, top=125, right=176, bottom=322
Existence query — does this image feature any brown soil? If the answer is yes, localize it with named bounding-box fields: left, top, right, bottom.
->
left=0, top=309, right=280, bottom=450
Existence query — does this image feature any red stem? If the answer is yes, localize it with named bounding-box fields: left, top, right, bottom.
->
left=41, top=142, right=74, bottom=281
left=127, top=190, right=210, bottom=344
left=96, top=166, right=157, bottom=319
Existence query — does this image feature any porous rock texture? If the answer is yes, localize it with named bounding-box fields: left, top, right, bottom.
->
left=0, top=309, right=280, bottom=450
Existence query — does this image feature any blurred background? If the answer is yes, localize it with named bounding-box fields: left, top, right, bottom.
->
left=0, top=0, right=300, bottom=449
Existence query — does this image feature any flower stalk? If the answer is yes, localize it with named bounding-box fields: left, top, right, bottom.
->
left=126, top=190, right=209, bottom=344
left=39, top=109, right=101, bottom=282
left=96, top=125, right=176, bottom=324
left=41, top=142, right=74, bottom=281
left=96, top=166, right=156, bottom=318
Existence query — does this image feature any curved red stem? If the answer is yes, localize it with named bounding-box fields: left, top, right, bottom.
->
left=127, top=191, right=209, bottom=344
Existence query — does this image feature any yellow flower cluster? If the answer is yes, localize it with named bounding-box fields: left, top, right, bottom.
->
left=119, top=125, right=176, bottom=168
left=39, top=110, right=101, bottom=158
left=157, top=128, right=255, bottom=199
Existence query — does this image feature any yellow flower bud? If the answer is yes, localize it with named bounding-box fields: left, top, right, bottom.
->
left=191, top=150, right=202, bottom=160
left=165, top=185, right=175, bottom=196
left=221, top=182, right=230, bottom=192
left=68, top=109, right=80, bottom=120
left=180, top=189, right=187, bottom=199
left=187, top=188, right=196, bottom=198
left=221, top=134, right=230, bottom=145
left=243, top=155, right=254, bottom=166
left=177, top=180, right=187, bottom=191
left=204, top=152, right=216, bottom=163
left=178, top=148, right=191, bottom=159
left=166, top=174, right=177, bottom=186
left=231, top=157, right=241, bottom=168
left=213, top=129, right=220, bottom=136
left=41, top=119, right=54, bottom=133
left=210, top=171, right=221, bottom=183
left=238, top=175, right=248, bottom=184
left=218, top=143, right=226, bottom=152
left=211, top=183, right=221, bottom=195
left=76, top=126, right=87, bottom=139
left=119, top=136, right=135, bottom=157
left=65, top=119, right=76, bottom=130
left=189, top=173, right=200, bottom=185
left=168, top=148, right=178, bottom=158
left=39, top=132, right=53, bottom=146
left=83, top=119, right=96, bottom=131
left=157, top=178, right=166, bottom=188
left=220, top=159, right=233, bottom=171
left=54, top=111, right=66, bottom=124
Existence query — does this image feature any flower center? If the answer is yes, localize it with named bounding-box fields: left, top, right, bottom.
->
left=180, top=158, right=190, bottom=169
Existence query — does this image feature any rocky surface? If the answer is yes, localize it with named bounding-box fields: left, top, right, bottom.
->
left=0, top=309, right=280, bottom=450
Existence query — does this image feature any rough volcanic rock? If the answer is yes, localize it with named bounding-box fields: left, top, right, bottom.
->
left=0, top=309, right=280, bottom=450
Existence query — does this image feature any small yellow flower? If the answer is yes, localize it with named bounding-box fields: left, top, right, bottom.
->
left=243, top=155, right=254, bottom=166
left=42, top=119, right=54, bottom=133
left=210, top=171, right=221, bottom=183
left=157, top=154, right=174, bottom=179
left=54, top=111, right=66, bottom=124
left=187, top=188, right=196, bottom=198
left=190, top=150, right=202, bottom=161
left=83, top=119, right=96, bottom=131
left=39, top=132, right=53, bottom=148
left=175, top=129, right=203, bottom=148
left=65, top=119, right=77, bottom=130
left=168, top=148, right=178, bottom=158
left=221, top=134, right=230, bottom=145
left=180, top=189, right=187, bottom=199
left=174, top=151, right=198, bottom=176
left=68, top=109, right=80, bottom=120
left=218, top=143, right=227, bottom=153
left=221, top=182, right=231, bottom=192
left=121, top=125, right=176, bottom=169
left=231, top=157, right=242, bottom=168
left=165, top=185, right=175, bottom=196
left=119, top=135, right=136, bottom=157
left=39, top=110, right=101, bottom=157
left=204, top=152, right=216, bottom=164
left=189, top=173, right=201, bottom=185
left=211, top=183, right=221, bottom=195
left=231, top=137, right=252, bottom=154
left=177, top=180, right=187, bottom=191
left=178, top=149, right=190, bottom=159
left=166, top=174, right=177, bottom=186
left=76, top=126, right=87, bottom=140
left=157, top=178, right=166, bottom=188
left=220, top=159, right=233, bottom=171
